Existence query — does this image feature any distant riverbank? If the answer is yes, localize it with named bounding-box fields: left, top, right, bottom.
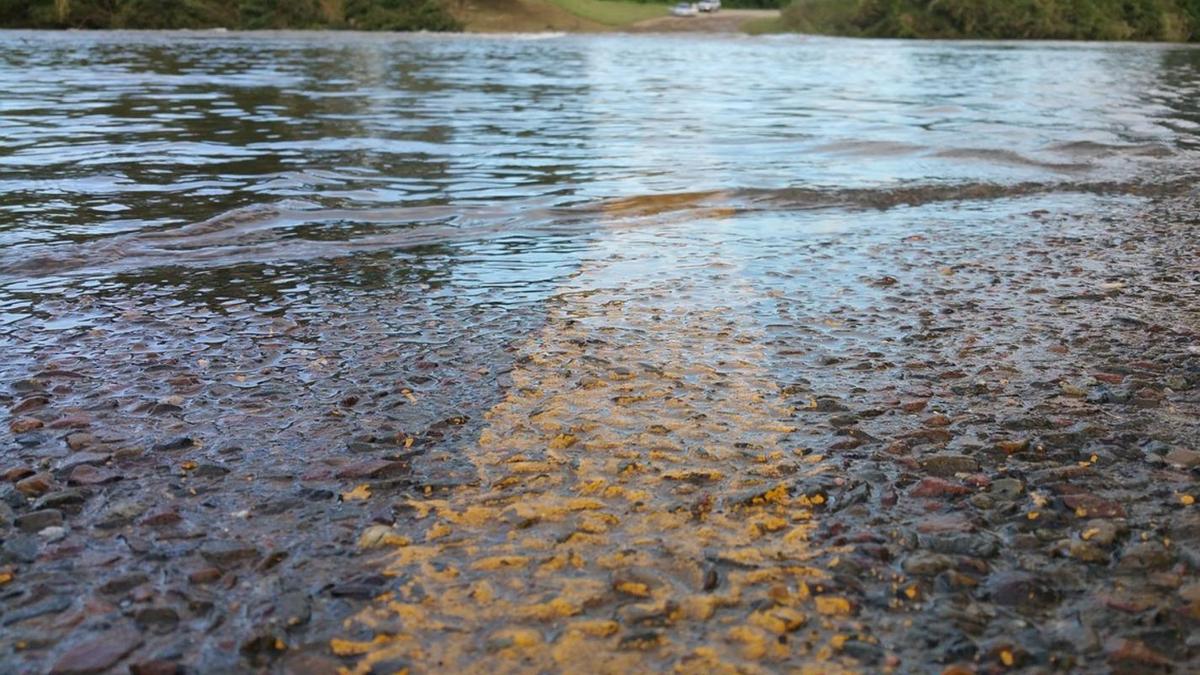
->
left=5, top=0, right=1200, bottom=40
left=0, top=0, right=778, bottom=34
left=782, top=0, right=1200, bottom=42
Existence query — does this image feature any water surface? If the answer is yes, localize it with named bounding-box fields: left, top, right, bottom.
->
left=1, top=31, right=1198, bottom=295
left=4, top=30, right=1200, bottom=674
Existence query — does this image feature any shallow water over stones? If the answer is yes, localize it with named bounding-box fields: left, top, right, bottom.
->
left=1, top=30, right=1199, bottom=674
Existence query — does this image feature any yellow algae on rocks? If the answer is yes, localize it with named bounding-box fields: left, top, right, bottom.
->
left=614, top=581, right=653, bottom=598
left=330, top=637, right=392, bottom=657
left=419, top=561, right=459, bottom=583
left=549, top=433, right=578, bottom=449
left=424, top=522, right=452, bottom=541
left=566, top=618, right=620, bottom=637
left=681, top=594, right=720, bottom=621
left=576, top=515, right=616, bottom=535
left=341, top=484, right=371, bottom=501
left=749, top=607, right=808, bottom=634
left=815, top=596, right=853, bottom=616
left=662, top=468, right=724, bottom=482
left=381, top=545, right=438, bottom=570
left=488, top=627, right=543, bottom=652
left=727, top=625, right=787, bottom=660
left=338, top=248, right=858, bottom=674
left=517, top=597, right=581, bottom=621
left=565, top=497, right=606, bottom=511
left=357, top=526, right=410, bottom=550
left=471, top=581, right=495, bottom=604
left=470, top=555, right=529, bottom=571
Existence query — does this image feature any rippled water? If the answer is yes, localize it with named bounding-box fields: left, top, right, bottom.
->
left=1, top=31, right=1200, bottom=376
left=2, top=32, right=1199, bottom=295
left=3, top=30, right=1200, bottom=673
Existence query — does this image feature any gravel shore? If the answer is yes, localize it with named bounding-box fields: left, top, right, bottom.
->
left=3, top=181, right=1198, bottom=672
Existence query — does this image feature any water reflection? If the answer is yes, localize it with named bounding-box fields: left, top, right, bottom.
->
left=0, top=32, right=1198, bottom=314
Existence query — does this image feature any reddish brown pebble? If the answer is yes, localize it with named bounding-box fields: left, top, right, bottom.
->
left=9, top=417, right=44, bottom=433
left=924, top=414, right=951, bottom=427
left=15, top=472, right=54, bottom=496
left=2, top=466, right=34, bottom=482
left=916, top=512, right=971, bottom=534
left=189, top=568, right=222, bottom=584
left=900, top=400, right=928, bottom=413
left=10, top=396, right=49, bottom=414
left=910, top=477, right=971, bottom=498
left=1062, top=494, right=1126, bottom=518
left=1094, top=372, right=1125, bottom=384
left=129, top=660, right=182, bottom=675
left=68, top=464, right=121, bottom=486
left=65, top=432, right=95, bottom=450
left=995, top=439, right=1030, bottom=455
left=1107, top=638, right=1171, bottom=668
left=49, top=626, right=142, bottom=674
left=143, top=510, right=182, bottom=527
left=48, top=414, right=91, bottom=430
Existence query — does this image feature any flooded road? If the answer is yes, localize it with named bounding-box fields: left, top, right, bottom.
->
left=2, top=31, right=1200, bottom=673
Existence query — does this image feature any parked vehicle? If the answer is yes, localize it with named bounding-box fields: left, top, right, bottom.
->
left=670, top=2, right=698, bottom=17
left=697, top=0, right=720, bottom=12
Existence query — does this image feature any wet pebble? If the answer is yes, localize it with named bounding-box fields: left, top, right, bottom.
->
left=10, top=417, right=45, bottom=433
left=989, top=477, right=1023, bottom=500
left=15, top=508, right=64, bottom=532
left=2, top=534, right=41, bottom=563
left=15, top=472, right=54, bottom=496
left=199, top=540, right=260, bottom=568
left=49, top=626, right=142, bottom=674
left=67, top=464, right=122, bottom=486
left=919, top=454, right=979, bottom=476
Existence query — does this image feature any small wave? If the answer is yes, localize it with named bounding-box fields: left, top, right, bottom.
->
left=0, top=177, right=1193, bottom=281
left=810, top=140, right=925, bottom=158
left=933, top=147, right=1091, bottom=173
left=1045, top=140, right=1174, bottom=159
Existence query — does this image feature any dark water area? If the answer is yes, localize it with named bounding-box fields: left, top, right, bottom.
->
left=2, top=30, right=1200, bottom=674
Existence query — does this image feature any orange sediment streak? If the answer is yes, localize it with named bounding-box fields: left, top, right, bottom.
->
left=338, top=244, right=864, bottom=673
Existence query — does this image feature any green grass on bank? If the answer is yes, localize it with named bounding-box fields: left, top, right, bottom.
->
left=783, top=0, right=1200, bottom=41
left=547, top=0, right=667, bottom=26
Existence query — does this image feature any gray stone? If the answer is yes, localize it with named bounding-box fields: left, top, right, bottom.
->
left=50, top=626, right=142, bottom=674
left=920, top=454, right=980, bottom=477
left=15, top=508, right=64, bottom=533
left=2, top=534, right=40, bottom=563
left=1164, top=448, right=1200, bottom=468
left=96, top=499, right=146, bottom=528
left=902, top=552, right=953, bottom=575
left=991, top=478, right=1024, bottom=500
left=200, top=540, right=259, bottom=568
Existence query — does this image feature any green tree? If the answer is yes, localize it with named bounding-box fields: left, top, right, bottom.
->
left=238, top=0, right=322, bottom=28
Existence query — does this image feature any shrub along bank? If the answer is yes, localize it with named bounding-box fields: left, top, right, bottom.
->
left=0, top=0, right=462, bottom=30
left=783, top=0, right=1200, bottom=41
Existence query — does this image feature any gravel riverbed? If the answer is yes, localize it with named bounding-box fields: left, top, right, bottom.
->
left=3, top=185, right=1198, bottom=673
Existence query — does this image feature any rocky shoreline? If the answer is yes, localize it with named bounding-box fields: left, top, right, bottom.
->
left=3, top=185, right=1199, bottom=673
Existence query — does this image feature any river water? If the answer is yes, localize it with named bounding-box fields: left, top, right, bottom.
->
left=1, top=32, right=1199, bottom=296
left=2, top=31, right=1200, bottom=674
